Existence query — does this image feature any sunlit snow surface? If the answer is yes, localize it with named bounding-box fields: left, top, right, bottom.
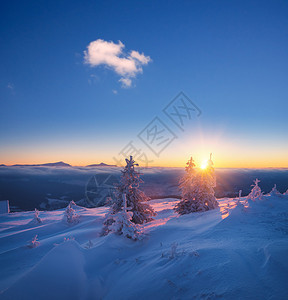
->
left=0, top=196, right=288, bottom=299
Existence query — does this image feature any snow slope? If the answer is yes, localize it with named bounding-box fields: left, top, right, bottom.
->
left=0, top=195, right=287, bottom=299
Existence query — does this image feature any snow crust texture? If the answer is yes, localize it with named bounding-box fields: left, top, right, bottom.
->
left=0, top=195, right=287, bottom=299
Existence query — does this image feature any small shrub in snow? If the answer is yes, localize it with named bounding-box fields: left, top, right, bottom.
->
left=246, top=179, right=263, bottom=202
left=269, top=184, right=282, bottom=197
left=85, top=240, right=93, bottom=249
left=284, top=190, right=288, bottom=195
left=190, top=250, right=200, bottom=257
left=175, top=154, right=218, bottom=215
left=52, top=237, right=74, bottom=247
left=33, top=208, right=42, bottom=223
left=28, top=235, right=40, bottom=248
left=170, top=242, right=178, bottom=259
left=64, top=203, right=79, bottom=224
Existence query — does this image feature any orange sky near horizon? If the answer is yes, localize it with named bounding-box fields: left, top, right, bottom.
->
left=1, top=152, right=288, bottom=168
left=1, top=130, right=287, bottom=168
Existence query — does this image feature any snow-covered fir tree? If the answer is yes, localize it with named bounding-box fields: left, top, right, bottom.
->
left=175, top=154, right=219, bottom=215
left=108, top=193, right=143, bottom=240
left=284, top=189, right=288, bottom=195
left=269, top=184, right=282, bottom=197
left=179, top=157, right=196, bottom=199
left=105, top=156, right=155, bottom=227
left=33, top=208, right=42, bottom=223
left=64, top=202, right=79, bottom=224
left=246, top=178, right=263, bottom=202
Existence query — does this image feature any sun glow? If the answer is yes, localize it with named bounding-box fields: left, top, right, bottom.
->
left=200, top=160, right=208, bottom=170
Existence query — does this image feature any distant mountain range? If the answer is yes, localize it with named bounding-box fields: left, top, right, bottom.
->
left=11, top=161, right=72, bottom=167
left=85, top=162, right=117, bottom=167
left=0, top=162, right=117, bottom=167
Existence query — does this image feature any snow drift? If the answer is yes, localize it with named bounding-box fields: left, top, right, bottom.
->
left=0, top=195, right=287, bottom=299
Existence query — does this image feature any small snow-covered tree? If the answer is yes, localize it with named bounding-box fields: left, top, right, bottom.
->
left=246, top=179, right=263, bottom=202
left=269, top=184, right=281, bottom=197
left=71, top=200, right=76, bottom=205
left=64, top=202, right=79, bottom=224
left=175, top=154, right=218, bottom=215
left=106, top=156, right=155, bottom=225
left=108, top=194, right=143, bottom=240
left=34, top=208, right=42, bottom=223
left=28, top=235, right=40, bottom=248
left=236, top=190, right=242, bottom=205
left=284, top=189, right=288, bottom=195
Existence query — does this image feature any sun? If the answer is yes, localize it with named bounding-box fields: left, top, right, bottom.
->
left=200, top=160, right=208, bottom=170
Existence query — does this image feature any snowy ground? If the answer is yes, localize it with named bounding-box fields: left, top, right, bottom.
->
left=0, top=195, right=287, bottom=299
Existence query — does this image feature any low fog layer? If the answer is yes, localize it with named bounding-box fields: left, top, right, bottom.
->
left=0, top=166, right=287, bottom=211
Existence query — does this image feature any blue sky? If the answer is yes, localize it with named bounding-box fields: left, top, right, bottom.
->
left=0, top=0, right=287, bottom=167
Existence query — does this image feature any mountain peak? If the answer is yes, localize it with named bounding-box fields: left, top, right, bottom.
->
left=86, top=162, right=117, bottom=167
left=12, top=162, right=71, bottom=167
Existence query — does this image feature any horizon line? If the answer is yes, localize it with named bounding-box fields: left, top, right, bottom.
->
left=1, top=161, right=288, bottom=169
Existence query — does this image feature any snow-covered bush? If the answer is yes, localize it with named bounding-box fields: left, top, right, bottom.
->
left=246, top=179, right=263, bottom=202
left=175, top=154, right=219, bottom=215
left=106, top=194, right=143, bottom=240
left=284, top=190, right=288, bottom=195
left=28, top=235, right=40, bottom=248
left=105, top=156, right=156, bottom=225
left=237, top=190, right=242, bottom=203
left=109, top=209, right=142, bottom=240
left=64, top=202, right=79, bottom=224
left=33, top=208, right=42, bottom=223
left=269, top=184, right=282, bottom=197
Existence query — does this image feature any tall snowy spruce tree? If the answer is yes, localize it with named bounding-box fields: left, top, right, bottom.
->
left=175, top=154, right=219, bottom=215
left=103, top=156, right=156, bottom=234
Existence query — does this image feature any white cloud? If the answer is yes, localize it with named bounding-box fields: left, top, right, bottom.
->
left=84, top=39, right=151, bottom=88
left=119, top=78, right=132, bottom=88
left=130, top=50, right=151, bottom=64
